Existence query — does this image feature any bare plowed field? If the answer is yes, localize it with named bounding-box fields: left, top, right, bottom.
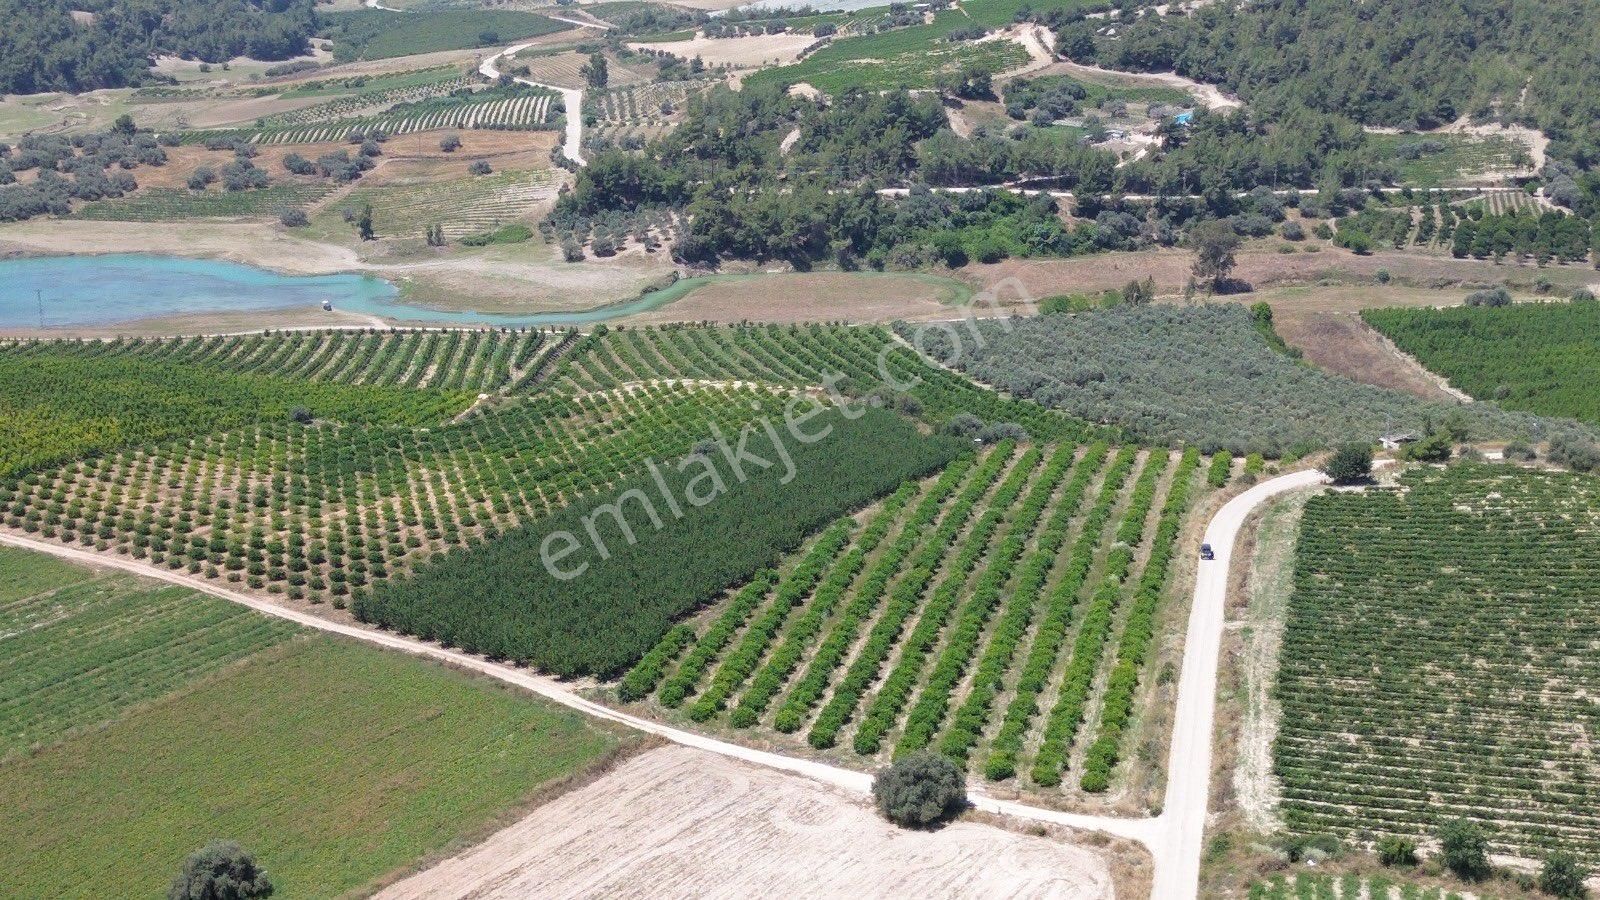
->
left=376, top=745, right=1114, bottom=900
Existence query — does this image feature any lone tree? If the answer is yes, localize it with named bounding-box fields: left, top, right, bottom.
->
left=872, top=751, right=966, bottom=827
left=581, top=52, right=608, bottom=89
left=1376, top=835, right=1417, bottom=867
left=1438, top=817, right=1492, bottom=882
left=1188, top=220, right=1242, bottom=291
left=168, top=841, right=274, bottom=900
left=1538, top=851, right=1589, bottom=899
left=357, top=203, right=374, bottom=241
left=1325, top=444, right=1373, bottom=484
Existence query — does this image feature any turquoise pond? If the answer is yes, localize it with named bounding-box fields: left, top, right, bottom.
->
left=0, top=254, right=681, bottom=328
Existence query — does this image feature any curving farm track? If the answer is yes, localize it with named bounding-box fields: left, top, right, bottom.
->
left=0, top=467, right=1326, bottom=898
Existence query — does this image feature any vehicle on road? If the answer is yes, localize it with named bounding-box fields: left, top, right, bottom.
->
left=1199, top=542, right=1214, bottom=560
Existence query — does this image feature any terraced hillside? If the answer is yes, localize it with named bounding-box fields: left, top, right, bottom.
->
left=1277, top=463, right=1600, bottom=863
left=619, top=437, right=1210, bottom=799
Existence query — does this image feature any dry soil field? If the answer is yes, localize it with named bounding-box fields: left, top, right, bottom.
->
left=628, top=32, right=820, bottom=69
left=628, top=271, right=975, bottom=324
left=375, top=745, right=1116, bottom=900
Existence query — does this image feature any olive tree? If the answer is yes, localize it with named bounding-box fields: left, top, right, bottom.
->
left=1438, top=818, right=1491, bottom=882
left=169, top=841, right=273, bottom=900
left=872, top=751, right=966, bottom=827
left=1538, top=851, right=1588, bottom=899
left=1325, top=444, right=1373, bottom=484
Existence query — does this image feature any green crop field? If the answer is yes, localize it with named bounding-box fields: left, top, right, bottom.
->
left=0, top=323, right=1106, bottom=651
left=1363, top=300, right=1600, bottom=424
left=33, top=329, right=565, bottom=393
left=0, top=344, right=468, bottom=477
left=322, top=9, right=571, bottom=60
left=743, top=14, right=1029, bottom=94
left=0, top=551, right=295, bottom=757
left=1277, top=463, right=1600, bottom=862
left=0, top=631, right=626, bottom=897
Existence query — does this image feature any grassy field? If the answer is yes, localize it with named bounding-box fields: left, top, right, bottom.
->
left=322, top=9, right=571, bottom=60
left=743, top=14, right=1028, bottom=94
left=320, top=167, right=560, bottom=239
left=1366, top=132, right=1530, bottom=186
left=0, top=548, right=295, bottom=757
left=0, top=625, right=628, bottom=897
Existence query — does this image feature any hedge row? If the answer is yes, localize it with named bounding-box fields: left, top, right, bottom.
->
left=1207, top=451, right=1234, bottom=488
left=771, top=456, right=978, bottom=734
left=982, top=446, right=1138, bottom=781
left=806, top=443, right=1017, bottom=749
left=657, top=573, right=777, bottom=707
left=686, top=521, right=856, bottom=721
left=729, top=481, right=916, bottom=728
left=1080, top=446, right=1200, bottom=791
left=892, top=444, right=1080, bottom=757
left=617, top=623, right=695, bottom=701
left=851, top=445, right=1042, bottom=756
left=1030, top=450, right=1173, bottom=786
left=937, top=442, right=1110, bottom=764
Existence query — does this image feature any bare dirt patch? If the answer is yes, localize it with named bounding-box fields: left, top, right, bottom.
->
left=374, top=744, right=1116, bottom=900
left=964, top=245, right=1595, bottom=300
left=0, top=219, right=360, bottom=274
left=1270, top=310, right=1466, bottom=402
left=629, top=31, right=819, bottom=68
left=1229, top=489, right=1313, bottom=833
left=516, top=50, right=653, bottom=90
left=626, top=271, right=972, bottom=324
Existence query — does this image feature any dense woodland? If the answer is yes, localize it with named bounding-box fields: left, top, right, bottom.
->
left=1082, top=0, right=1600, bottom=168
left=558, top=85, right=1392, bottom=266
left=0, top=0, right=316, bottom=93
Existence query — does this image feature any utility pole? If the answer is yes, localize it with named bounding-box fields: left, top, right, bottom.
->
left=36, top=289, right=43, bottom=330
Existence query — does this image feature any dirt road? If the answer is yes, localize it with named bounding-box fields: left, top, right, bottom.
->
left=481, top=44, right=585, bottom=166
left=0, top=468, right=1329, bottom=899
left=376, top=745, right=1115, bottom=899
